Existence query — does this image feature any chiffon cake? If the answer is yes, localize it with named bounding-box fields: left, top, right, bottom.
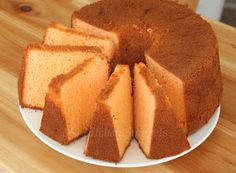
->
left=72, top=0, right=222, bottom=134
left=18, top=0, right=223, bottom=163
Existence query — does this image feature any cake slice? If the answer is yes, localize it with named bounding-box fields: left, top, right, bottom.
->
left=40, top=57, right=109, bottom=144
left=134, top=63, right=190, bottom=159
left=84, top=65, right=133, bottom=162
left=43, top=22, right=115, bottom=60
left=71, top=15, right=119, bottom=52
left=145, top=53, right=188, bottom=133
left=18, top=44, right=104, bottom=109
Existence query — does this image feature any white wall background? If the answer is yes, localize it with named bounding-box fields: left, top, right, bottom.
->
left=197, top=0, right=226, bottom=20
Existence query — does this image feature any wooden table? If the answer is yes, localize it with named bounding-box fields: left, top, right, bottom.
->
left=0, top=1, right=235, bottom=172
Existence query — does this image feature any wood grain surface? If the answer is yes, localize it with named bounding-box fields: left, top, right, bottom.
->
left=0, top=0, right=235, bottom=173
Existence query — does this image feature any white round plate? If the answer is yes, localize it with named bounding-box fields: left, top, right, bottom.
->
left=19, top=106, right=220, bottom=168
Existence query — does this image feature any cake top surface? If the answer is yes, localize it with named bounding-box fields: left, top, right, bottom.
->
left=73, top=0, right=218, bottom=80
left=73, top=0, right=194, bottom=30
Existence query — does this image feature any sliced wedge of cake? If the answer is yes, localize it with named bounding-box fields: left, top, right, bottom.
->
left=71, top=17, right=119, bottom=51
left=84, top=65, right=133, bottom=162
left=18, top=44, right=104, bottom=109
left=134, top=63, right=190, bottom=159
left=43, top=22, right=115, bottom=61
left=40, top=57, right=109, bottom=144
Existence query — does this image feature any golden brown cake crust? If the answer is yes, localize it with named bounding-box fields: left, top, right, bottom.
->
left=40, top=95, right=88, bottom=144
left=40, top=95, right=68, bottom=144
left=138, top=64, right=190, bottom=158
left=72, top=0, right=195, bottom=65
left=85, top=102, right=120, bottom=162
left=150, top=100, right=190, bottom=159
left=186, top=67, right=223, bottom=133
left=73, top=0, right=194, bottom=30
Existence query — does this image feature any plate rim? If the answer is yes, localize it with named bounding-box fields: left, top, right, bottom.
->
left=19, top=105, right=220, bottom=168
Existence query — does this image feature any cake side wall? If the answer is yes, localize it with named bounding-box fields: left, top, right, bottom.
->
left=183, top=21, right=222, bottom=133
left=185, top=48, right=223, bottom=134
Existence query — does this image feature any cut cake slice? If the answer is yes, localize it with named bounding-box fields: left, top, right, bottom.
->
left=40, top=57, right=109, bottom=144
left=145, top=53, right=188, bottom=133
left=84, top=64, right=133, bottom=162
left=134, top=63, right=190, bottom=159
left=71, top=16, right=119, bottom=50
left=43, top=22, right=115, bottom=61
left=18, top=44, right=104, bottom=109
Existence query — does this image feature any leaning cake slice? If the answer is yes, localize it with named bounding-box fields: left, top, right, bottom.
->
left=18, top=44, right=103, bottom=109
left=40, top=57, right=109, bottom=144
left=85, top=65, right=133, bottom=162
left=43, top=22, right=115, bottom=60
left=134, top=63, right=190, bottom=159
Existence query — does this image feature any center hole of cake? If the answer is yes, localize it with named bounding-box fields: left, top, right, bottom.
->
left=115, top=26, right=153, bottom=67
